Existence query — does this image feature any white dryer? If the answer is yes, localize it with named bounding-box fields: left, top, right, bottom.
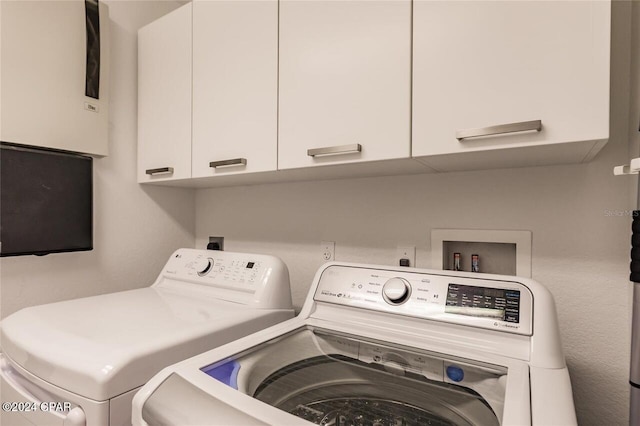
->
left=0, top=248, right=294, bottom=426
left=132, top=262, right=577, bottom=426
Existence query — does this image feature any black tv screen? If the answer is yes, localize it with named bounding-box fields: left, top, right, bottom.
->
left=1, top=143, right=93, bottom=256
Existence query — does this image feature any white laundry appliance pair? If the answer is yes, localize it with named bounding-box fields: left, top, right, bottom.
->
left=0, top=248, right=294, bottom=425
left=133, top=262, right=577, bottom=425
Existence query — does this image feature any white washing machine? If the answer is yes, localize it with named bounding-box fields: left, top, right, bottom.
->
left=132, top=262, right=577, bottom=426
left=0, top=248, right=294, bottom=426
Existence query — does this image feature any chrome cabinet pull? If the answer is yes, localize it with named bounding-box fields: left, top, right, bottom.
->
left=307, top=144, right=362, bottom=157
left=146, top=167, right=174, bottom=175
left=209, top=158, right=247, bottom=168
left=456, top=120, right=542, bottom=141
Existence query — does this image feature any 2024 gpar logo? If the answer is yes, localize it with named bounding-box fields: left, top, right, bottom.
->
left=2, top=401, right=72, bottom=413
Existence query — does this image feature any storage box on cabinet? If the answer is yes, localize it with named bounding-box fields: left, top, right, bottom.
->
left=2, top=0, right=110, bottom=157
left=412, top=0, right=610, bottom=172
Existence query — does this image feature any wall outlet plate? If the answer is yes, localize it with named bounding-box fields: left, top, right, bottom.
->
left=208, top=236, right=225, bottom=251
left=396, top=246, right=416, bottom=267
left=321, top=241, right=335, bottom=261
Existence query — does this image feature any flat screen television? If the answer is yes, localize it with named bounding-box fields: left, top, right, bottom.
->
left=1, top=143, right=93, bottom=256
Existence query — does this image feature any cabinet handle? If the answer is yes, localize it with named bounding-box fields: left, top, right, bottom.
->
left=146, top=167, right=174, bottom=175
left=209, top=158, right=247, bottom=168
left=456, top=120, right=542, bottom=141
left=307, top=144, right=362, bottom=157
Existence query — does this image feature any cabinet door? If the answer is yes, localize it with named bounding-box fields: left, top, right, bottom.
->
left=412, top=1, right=610, bottom=169
left=278, top=0, right=411, bottom=170
left=138, top=3, right=192, bottom=183
left=192, top=0, right=278, bottom=178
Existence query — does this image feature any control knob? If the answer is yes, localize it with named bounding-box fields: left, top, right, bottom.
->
left=382, top=277, right=411, bottom=305
left=194, top=258, right=213, bottom=276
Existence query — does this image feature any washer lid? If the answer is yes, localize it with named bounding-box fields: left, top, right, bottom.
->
left=0, top=287, right=291, bottom=401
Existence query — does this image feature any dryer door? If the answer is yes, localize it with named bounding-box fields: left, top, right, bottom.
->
left=202, top=327, right=508, bottom=426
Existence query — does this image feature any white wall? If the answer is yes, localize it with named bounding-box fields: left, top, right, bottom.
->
left=195, top=2, right=635, bottom=424
left=0, top=1, right=195, bottom=319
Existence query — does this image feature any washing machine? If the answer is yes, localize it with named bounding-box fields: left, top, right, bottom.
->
left=132, top=262, right=577, bottom=426
left=0, top=248, right=294, bottom=426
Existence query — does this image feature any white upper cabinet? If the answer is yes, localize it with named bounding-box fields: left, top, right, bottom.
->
left=412, top=1, right=610, bottom=171
left=138, top=3, right=192, bottom=182
left=278, top=0, right=412, bottom=170
left=137, top=0, right=612, bottom=187
left=192, top=0, right=278, bottom=178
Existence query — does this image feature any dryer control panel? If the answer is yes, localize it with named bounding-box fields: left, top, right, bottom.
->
left=313, top=265, right=533, bottom=335
left=156, top=248, right=292, bottom=309
left=163, top=250, right=266, bottom=292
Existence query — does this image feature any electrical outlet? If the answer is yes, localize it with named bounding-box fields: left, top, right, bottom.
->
left=321, top=241, right=335, bottom=261
left=396, top=246, right=416, bottom=267
left=208, top=236, right=224, bottom=251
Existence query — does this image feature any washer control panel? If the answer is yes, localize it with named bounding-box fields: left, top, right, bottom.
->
left=314, top=265, right=533, bottom=335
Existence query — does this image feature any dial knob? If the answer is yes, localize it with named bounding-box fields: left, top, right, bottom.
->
left=382, top=277, right=411, bottom=305
left=194, top=258, right=213, bottom=276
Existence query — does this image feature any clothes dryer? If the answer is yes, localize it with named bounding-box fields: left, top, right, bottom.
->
left=0, top=248, right=294, bottom=425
